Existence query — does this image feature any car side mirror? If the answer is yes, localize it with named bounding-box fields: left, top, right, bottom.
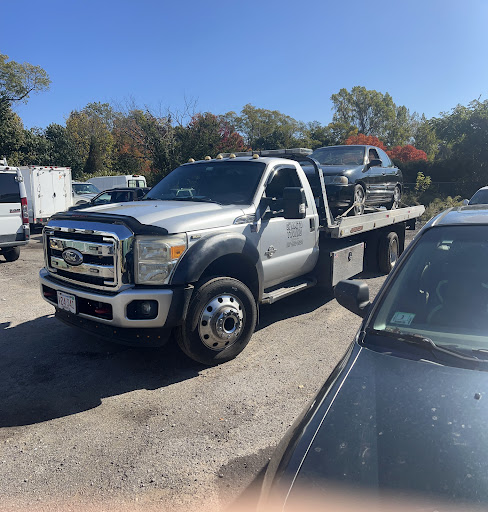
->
left=335, top=280, right=371, bottom=318
left=283, top=187, right=306, bottom=219
left=462, top=199, right=469, bottom=206
left=367, top=158, right=382, bottom=169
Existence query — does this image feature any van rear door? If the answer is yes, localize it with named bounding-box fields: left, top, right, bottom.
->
left=0, top=172, right=23, bottom=243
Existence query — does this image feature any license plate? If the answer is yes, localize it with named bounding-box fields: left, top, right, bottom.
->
left=57, top=291, right=77, bottom=314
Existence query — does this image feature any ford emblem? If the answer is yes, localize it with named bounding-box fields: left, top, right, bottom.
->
left=62, top=248, right=84, bottom=266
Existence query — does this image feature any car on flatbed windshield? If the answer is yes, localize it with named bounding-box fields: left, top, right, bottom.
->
left=260, top=204, right=488, bottom=510
left=306, top=145, right=403, bottom=215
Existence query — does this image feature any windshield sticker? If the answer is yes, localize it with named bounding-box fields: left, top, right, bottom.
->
left=391, top=312, right=415, bottom=326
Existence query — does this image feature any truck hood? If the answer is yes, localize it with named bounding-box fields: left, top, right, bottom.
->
left=78, top=200, right=247, bottom=233
left=289, top=346, right=488, bottom=505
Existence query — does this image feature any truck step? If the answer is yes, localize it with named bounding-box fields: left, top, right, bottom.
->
left=261, top=277, right=317, bottom=305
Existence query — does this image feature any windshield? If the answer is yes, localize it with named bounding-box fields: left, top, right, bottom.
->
left=310, top=146, right=365, bottom=166
left=370, top=226, right=488, bottom=353
left=73, top=183, right=100, bottom=194
left=145, top=161, right=266, bottom=205
left=469, top=189, right=488, bottom=205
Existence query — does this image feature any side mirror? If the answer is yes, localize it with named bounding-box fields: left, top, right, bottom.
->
left=283, top=187, right=306, bottom=219
left=367, top=158, right=382, bottom=169
left=335, top=280, right=371, bottom=318
left=462, top=199, right=469, bottom=206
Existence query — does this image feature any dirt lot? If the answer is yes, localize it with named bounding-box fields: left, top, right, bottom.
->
left=0, top=229, right=418, bottom=511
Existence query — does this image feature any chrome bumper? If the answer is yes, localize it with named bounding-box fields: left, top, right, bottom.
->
left=39, top=268, right=174, bottom=328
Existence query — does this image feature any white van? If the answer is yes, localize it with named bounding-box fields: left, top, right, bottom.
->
left=87, top=174, right=147, bottom=191
left=0, top=162, right=30, bottom=262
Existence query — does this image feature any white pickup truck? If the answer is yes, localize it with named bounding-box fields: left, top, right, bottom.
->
left=39, top=149, right=423, bottom=365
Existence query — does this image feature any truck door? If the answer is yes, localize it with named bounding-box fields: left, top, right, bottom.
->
left=0, top=173, right=22, bottom=240
left=258, top=165, right=319, bottom=289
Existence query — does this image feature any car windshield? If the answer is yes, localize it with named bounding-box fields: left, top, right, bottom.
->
left=145, top=161, right=266, bottom=205
left=73, top=183, right=99, bottom=194
left=370, top=225, right=488, bottom=353
left=469, top=189, right=488, bottom=205
left=310, top=146, right=365, bottom=166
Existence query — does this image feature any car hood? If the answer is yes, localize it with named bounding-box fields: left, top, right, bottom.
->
left=77, top=200, right=247, bottom=233
left=289, top=346, right=488, bottom=505
left=319, top=164, right=363, bottom=176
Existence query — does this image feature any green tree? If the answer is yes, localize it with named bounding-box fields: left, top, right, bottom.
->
left=65, top=102, right=116, bottom=177
left=413, top=115, right=439, bottom=160
left=0, top=106, right=24, bottom=163
left=330, top=86, right=414, bottom=145
left=0, top=53, right=50, bottom=113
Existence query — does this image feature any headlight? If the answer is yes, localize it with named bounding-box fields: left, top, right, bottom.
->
left=134, top=235, right=187, bottom=285
left=323, top=176, right=348, bottom=185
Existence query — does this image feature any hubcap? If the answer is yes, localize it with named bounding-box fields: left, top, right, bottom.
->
left=354, top=187, right=365, bottom=215
left=198, top=294, right=245, bottom=351
left=389, top=238, right=399, bottom=267
left=393, top=187, right=401, bottom=208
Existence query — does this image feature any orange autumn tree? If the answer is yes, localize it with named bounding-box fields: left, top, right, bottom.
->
left=387, top=145, right=428, bottom=163
left=344, top=133, right=387, bottom=151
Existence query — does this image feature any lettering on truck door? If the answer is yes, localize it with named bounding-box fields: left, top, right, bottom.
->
left=258, top=165, right=318, bottom=289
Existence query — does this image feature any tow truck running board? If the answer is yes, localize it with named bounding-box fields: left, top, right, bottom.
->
left=261, top=277, right=317, bottom=305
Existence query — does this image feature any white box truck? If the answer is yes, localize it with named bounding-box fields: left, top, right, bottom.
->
left=87, top=174, right=147, bottom=191
left=19, top=166, right=72, bottom=226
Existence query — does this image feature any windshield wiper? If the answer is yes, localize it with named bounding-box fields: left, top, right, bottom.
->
left=367, top=328, right=488, bottom=363
left=168, top=197, right=222, bottom=205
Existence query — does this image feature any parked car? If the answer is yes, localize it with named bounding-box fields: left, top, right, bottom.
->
left=0, top=162, right=30, bottom=262
left=305, top=145, right=403, bottom=215
left=468, top=185, right=488, bottom=205
left=72, top=181, right=100, bottom=205
left=68, top=187, right=150, bottom=211
left=260, top=205, right=488, bottom=510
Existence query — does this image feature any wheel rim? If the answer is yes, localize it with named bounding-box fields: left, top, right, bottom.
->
left=354, top=187, right=365, bottom=215
left=393, top=187, right=401, bottom=209
left=198, top=294, right=245, bottom=351
left=389, top=238, right=399, bottom=268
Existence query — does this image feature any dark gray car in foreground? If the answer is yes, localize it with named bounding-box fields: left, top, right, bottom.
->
left=260, top=205, right=488, bottom=510
left=304, top=145, right=403, bottom=215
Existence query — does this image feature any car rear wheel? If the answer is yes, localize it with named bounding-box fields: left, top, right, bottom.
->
left=2, top=246, right=21, bottom=262
left=387, top=186, right=401, bottom=210
left=175, top=277, right=257, bottom=365
left=352, top=184, right=365, bottom=216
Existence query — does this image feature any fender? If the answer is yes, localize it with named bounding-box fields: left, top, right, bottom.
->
left=171, top=232, right=264, bottom=298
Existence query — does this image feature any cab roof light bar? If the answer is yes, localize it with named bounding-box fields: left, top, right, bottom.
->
left=217, top=148, right=313, bottom=159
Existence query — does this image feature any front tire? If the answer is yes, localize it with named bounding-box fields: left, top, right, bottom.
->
left=2, top=247, right=20, bottom=262
left=352, top=184, right=365, bottom=216
left=175, top=277, right=257, bottom=365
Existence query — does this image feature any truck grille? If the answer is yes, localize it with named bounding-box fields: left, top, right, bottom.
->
left=44, top=222, right=133, bottom=291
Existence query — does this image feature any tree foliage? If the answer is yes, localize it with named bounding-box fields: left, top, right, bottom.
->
left=388, top=145, right=428, bottom=163
left=0, top=53, right=50, bottom=112
left=331, top=86, right=414, bottom=146
left=344, top=133, right=386, bottom=150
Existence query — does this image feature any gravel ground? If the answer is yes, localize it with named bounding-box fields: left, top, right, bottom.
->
left=0, top=228, right=418, bottom=512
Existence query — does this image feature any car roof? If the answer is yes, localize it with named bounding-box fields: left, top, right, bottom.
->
left=428, top=205, right=488, bottom=227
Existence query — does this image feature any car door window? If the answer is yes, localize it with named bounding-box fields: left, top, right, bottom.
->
left=93, top=193, right=111, bottom=205
left=265, top=167, right=302, bottom=218
left=377, top=148, right=392, bottom=167
left=368, top=148, right=380, bottom=163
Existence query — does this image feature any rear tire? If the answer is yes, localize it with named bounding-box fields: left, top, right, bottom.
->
left=387, top=186, right=401, bottom=210
left=2, top=246, right=20, bottom=262
left=175, top=277, right=257, bottom=365
left=378, top=232, right=399, bottom=274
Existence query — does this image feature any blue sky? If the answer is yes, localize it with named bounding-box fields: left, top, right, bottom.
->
left=3, top=0, right=488, bottom=130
